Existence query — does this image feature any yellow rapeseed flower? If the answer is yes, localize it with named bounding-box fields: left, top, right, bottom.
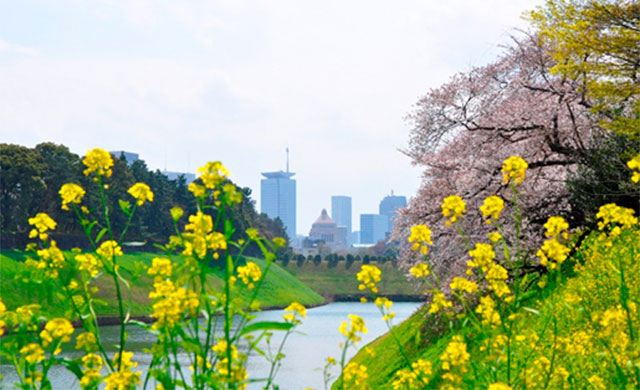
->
left=197, top=161, right=229, bottom=189
left=441, top=195, right=466, bottom=226
left=20, top=343, right=45, bottom=364
left=450, top=277, right=478, bottom=294
left=188, top=182, right=206, bottom=198
left=28, top=212, right=57, bottom=240
left=147, top=257, right=172, bottom=278
left=105, top=351, right=141, bottom=390
left=544, top=216, right=569, bottom=238
left=486, top=264, right=511, bottom=297
left=80, top=353, right=103, bottom=389
left=408, top=225, right=432, bottom=254
left=76, top=253, right=100, bottom=277
left=596, top=203, right=638, bottom=230
left=273, top=237, right=286, bottom=248
left=237, top=262, right=262, bottom=289
left=32, top=240, right=66, bottom=278
left=343, top=362, right=369, bottom=389
left=97, top=240, right=123, bottom=260
left=339, top=314, right=367, bottom=344
left=76, top=332, right=98, bottom=352
left=170, top=206, right=184, bottom=221
left=223, top=183, right=243, bottom=205
left=488, top=232, right=503, bottom=243
left=392, top=358, right=431, bottom=389
left=409, top=263, right=430, bottom=278
left=475, top=295, right=501, bottom=327
left=440, top=335, right=470, bottom=372
left=467, top=243, right=495, bottom=273
left=40, top=318, right=74, bottom=347
left=127, top=183, right=154, bottom=206
left=356, top=265, right=382, bottom=294
left=82, top=148, right=114, bottom=179
left=501, top=156, right=528, bottom=185
left=627, top=153, right=640, bottom=183
left=536, top=238, right=570, bottom=270
left=283, top=302, right=306, bottom=323
left=488, top=383, right=512, bottom=390
left=429, top=291, right=453, bottom=314
left=479, top=195, right=504, bottom=224
left=59, top=183, right=85, bottom=211
left=374, top=297, right=393, bottom=310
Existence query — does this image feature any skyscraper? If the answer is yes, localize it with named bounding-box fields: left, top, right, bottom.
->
left=360, top=214, right=389, bottom=244
left=379, top=192, right=407, bottom=232
left=260, top=149, right=296, bottom=237
left=331, top=195, right=352, bottom=234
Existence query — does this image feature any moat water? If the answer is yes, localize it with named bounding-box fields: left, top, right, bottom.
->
left=0, top=301, right=421, bottom=390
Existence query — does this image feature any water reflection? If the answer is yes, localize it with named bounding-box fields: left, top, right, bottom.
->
left=0, top=302, right=421, bottom=390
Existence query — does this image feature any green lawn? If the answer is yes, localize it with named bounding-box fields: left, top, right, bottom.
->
left=279, top=260, right=423, bottom=298
left=0, top=250, right=324, bottom=318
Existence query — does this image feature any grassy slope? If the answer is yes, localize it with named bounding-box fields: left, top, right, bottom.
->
left=0, top=250, right=324, bottom=317
left=280, top=261, right=421, bottom=297
left=344, top=228, right=640, bottom=389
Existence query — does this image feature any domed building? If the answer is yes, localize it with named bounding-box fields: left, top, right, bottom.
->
left=308, top=209, right=346, bottom=248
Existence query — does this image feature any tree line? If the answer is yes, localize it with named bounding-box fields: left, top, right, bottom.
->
left=0, top=142, right=289, bottom=255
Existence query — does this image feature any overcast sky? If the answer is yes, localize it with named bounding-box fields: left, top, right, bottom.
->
left=0, top=0, right=542, bottom=235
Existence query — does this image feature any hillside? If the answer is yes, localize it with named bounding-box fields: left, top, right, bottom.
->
left=342, top=225, right=640, bottom=389
left=0, top=250, right=324, bottom=318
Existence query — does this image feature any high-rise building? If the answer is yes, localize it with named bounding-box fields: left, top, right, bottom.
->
left=163, top=171, right=196, bottom=183
left=379, top=192, right=407, bottom=232
left=331, top=195, right=352, bottom=233
left=360, top=214, right=389, bottom=244
left=261, top=171, right=296, bottom=237
left=110, top=151, right=139, bottom=165
left=261, top=149, right=296, bottom=237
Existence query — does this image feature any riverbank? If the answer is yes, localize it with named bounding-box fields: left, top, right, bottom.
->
left=0, top=250, right=324, bottom=318
left=341, top=228, right=640, bottom=389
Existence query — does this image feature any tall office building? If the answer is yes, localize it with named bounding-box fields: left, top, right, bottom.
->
left=360, top=214, right=389, bottom=244
left=331, top=196, right=352, bottom=234
left=110, top=151, right=139, bottom=166
left=379, top=192, right=407, bottom=232
left=260, top=149, right=296, bottom=237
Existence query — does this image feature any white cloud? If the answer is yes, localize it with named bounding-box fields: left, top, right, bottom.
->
left=0, top=38, right=39, bottom=56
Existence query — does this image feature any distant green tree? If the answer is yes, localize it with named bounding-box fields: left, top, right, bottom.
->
left=0, top=144, right=46, bottom=232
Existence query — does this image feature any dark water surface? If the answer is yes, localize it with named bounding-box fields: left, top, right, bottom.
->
left=0, top=302, right=421, bottom=390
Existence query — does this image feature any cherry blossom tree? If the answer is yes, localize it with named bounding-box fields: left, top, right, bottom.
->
left=394, top=34, right=602, bottom=276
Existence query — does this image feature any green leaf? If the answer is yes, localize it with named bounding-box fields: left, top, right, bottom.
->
left=92, top=298, right=109, bottom=307
left=56, top=358, right=83, bottom=380
left=238, top=321, right=294, bottom=338
left=95, top=228, right=108, bottom=243
left=127, top=319, right=151, bottom=331
left=119, top=199, right=131, bottom=216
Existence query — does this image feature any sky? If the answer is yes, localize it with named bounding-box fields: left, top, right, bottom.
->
left=0, top=0, right=542, bottom=236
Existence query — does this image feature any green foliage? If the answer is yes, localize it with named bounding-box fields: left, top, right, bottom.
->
left=0, top=144, right=47, bottom=231
left=0, top=142, right=287, bottom=251
left=567, top=133, right=640, bottom=226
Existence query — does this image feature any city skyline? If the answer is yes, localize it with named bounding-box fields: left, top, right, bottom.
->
left=0, top=0, right=542, bottom=235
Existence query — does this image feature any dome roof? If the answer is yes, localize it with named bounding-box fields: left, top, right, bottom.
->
left=312, top=209, right=336, bottom=226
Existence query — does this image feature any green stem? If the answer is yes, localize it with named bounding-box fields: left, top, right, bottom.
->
left=264, top=329, right=293, bottom=389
